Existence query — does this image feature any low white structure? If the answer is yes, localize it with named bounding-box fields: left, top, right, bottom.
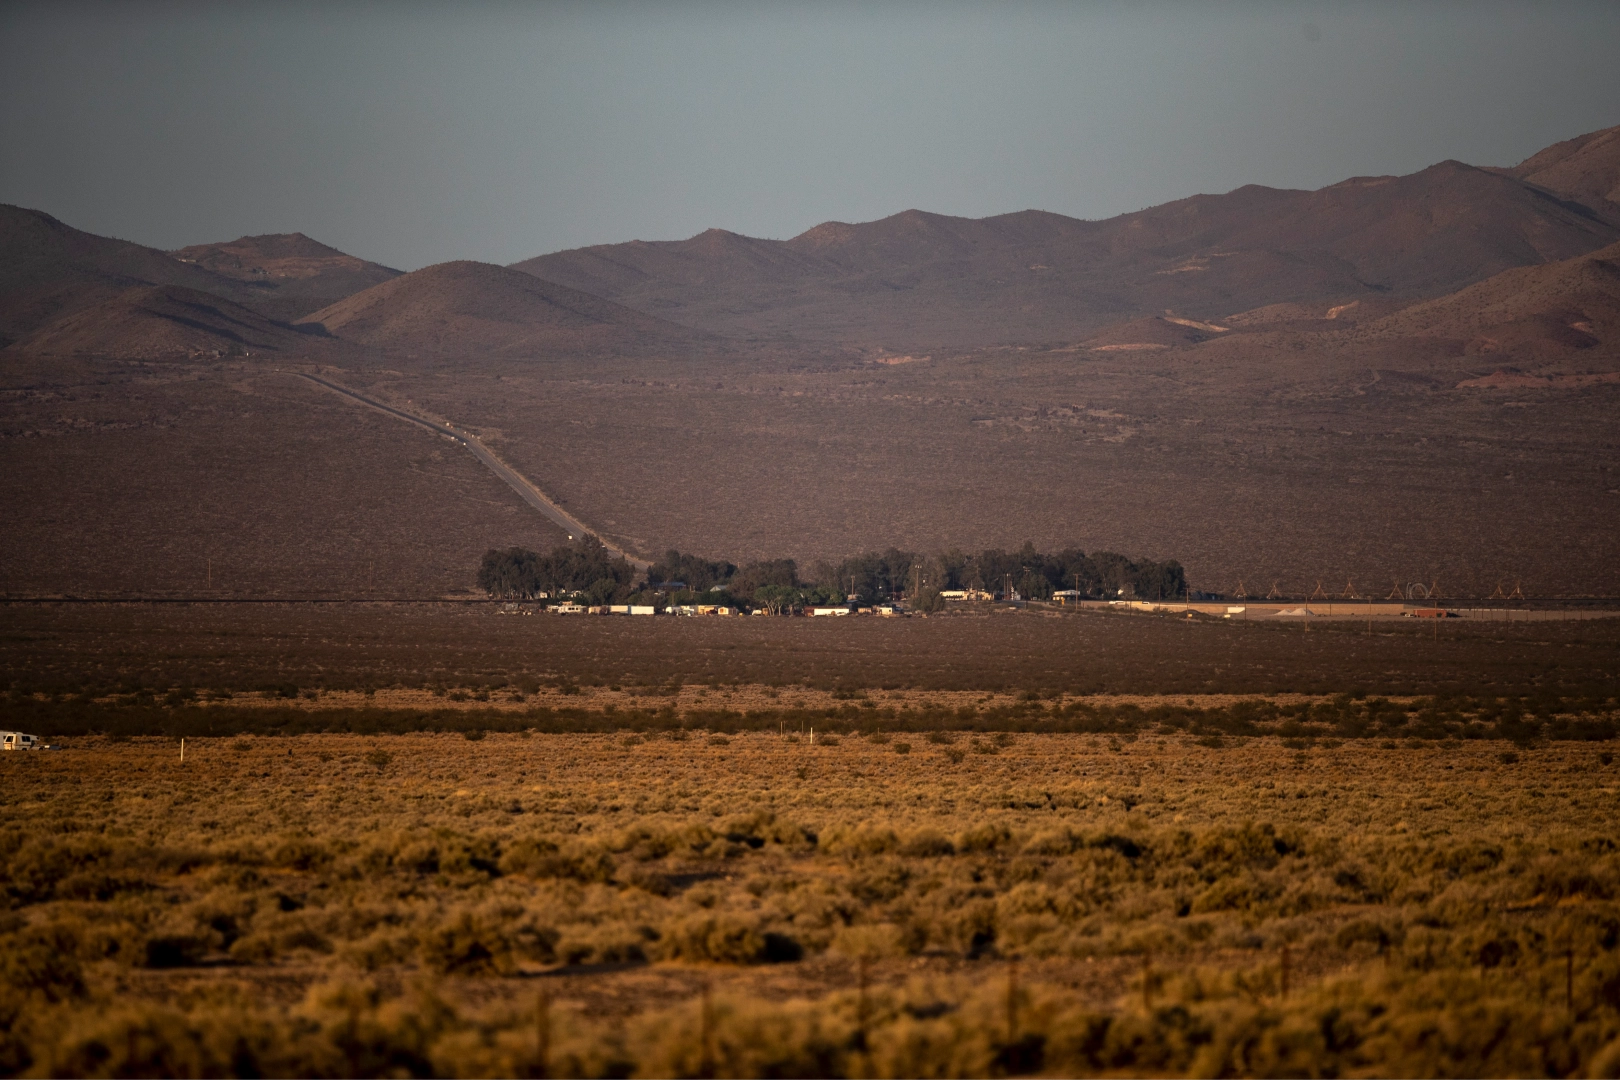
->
left=630, top=605, right=657, bottom=616
left=2, top=731, right=41, bottom=751
left=941, top=588, right=994, bottom=602
left=811, top=607, right=851, bottom=616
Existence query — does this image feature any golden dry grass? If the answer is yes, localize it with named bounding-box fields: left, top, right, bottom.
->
left=6, top=732, right=1620, bottom=1076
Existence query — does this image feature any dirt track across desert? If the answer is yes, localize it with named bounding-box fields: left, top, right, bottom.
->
left=292, top=370, right=650, bottom=569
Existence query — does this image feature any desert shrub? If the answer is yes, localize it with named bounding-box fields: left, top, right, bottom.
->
left=264, top=835, right=331, bottom=872
left=721, top=811, right=815, bottom=851
left=659, top=914, right=798, bottom=965
left=8, top=728, right=1620, bottom=1074
left=956, top=822, right=1013, bottom=853
left=499, top=837, right=613, bottom=883
left=35, top=1003, right=289, bottom=1079
left=899, top=829, right=956, bottom=858
left=556, top=922, right=656, bottom=966
left=1, top=837, right=120, bottom=907
left=630, top=992, right=850, bottom=1079
left=227, top=931, right=281, bottom=966
left=822, top=826, right=899, bottom=858
left=420, top=911, right=515, bottom=976
left=1023, top=828, right=1081, bottom=857
left=0, top=921, right=85, bottom=1001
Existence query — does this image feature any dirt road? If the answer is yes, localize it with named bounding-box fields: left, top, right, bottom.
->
left=292, top=371, right=649, bottom=569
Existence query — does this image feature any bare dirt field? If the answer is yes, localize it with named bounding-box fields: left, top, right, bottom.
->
left=0, top=359, right=568, bottom=600
left=353, top=342, right=1620, bottom=599
left=4, top=339, right=1618, bottom=606
left=3, top=601, right=1619, bottom=700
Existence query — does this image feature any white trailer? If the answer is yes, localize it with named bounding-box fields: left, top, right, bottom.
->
left=2, top=731, right=41, bottom=751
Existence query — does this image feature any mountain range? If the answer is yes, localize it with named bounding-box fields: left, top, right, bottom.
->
left=297, top=260, right=710, bottom=361
left=3, top=124, right=1619, bottom=600
left=513, top=138, right=1620, bottom=350
left=2, top=123, right=1618, bottom=363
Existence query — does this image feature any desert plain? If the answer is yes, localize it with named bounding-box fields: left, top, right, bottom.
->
left=4, top=114, right=1620, bottom=1077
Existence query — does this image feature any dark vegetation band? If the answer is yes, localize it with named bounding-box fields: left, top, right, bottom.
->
left=9, top=693, right=1616, bottom=744
left=476, top=538, right=1187, bottom=608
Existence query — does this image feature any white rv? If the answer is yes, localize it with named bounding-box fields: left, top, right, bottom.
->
left=2, top=731, right=41, bottom=751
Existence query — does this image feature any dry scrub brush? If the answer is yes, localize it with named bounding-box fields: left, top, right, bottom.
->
left=6, top=689, right=1619, bottom=745
left=4, top=733, right=1620, bottom=1076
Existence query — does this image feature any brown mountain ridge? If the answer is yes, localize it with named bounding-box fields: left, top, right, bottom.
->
left=298, top=260, right=713, bottom=360
left=0, top=204, right=252, bottom=347
left=514, top=126, right=1620, bottom=350
left=8, top=284, right=334, bottom=361
left=170, top=233, right=402, bottom=322
left=1501, top=125, right=1620, bottom=211
left=1364, top=239, right=1620, bottom=365
left=0, top=205, right=396, bottom=351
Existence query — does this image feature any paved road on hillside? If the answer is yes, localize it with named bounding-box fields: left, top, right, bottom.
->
left=292, top=371, right=650, bottom=570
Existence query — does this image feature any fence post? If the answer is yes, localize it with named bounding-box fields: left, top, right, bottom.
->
left=857, top=955, right=870, bottom=1051
left=1006, top=957, right=1019, bottom=1045
left=699, top=980, right=714, bottom=1079
left=536, top=990, right=551, bottom=1079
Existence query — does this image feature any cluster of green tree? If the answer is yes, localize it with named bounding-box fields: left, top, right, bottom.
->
left=488, top=539, right=1184, bottom=612
left=902, top=543, right=1186, bottom=604
left=645, top=550, right=736, bottom=592
left=476, top=538, right=635, bottom=603
left=718, top=543, right=1185, bottom=611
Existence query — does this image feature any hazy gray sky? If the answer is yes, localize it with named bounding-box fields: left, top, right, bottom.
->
left=3, top=1, right=1618, bottom=270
